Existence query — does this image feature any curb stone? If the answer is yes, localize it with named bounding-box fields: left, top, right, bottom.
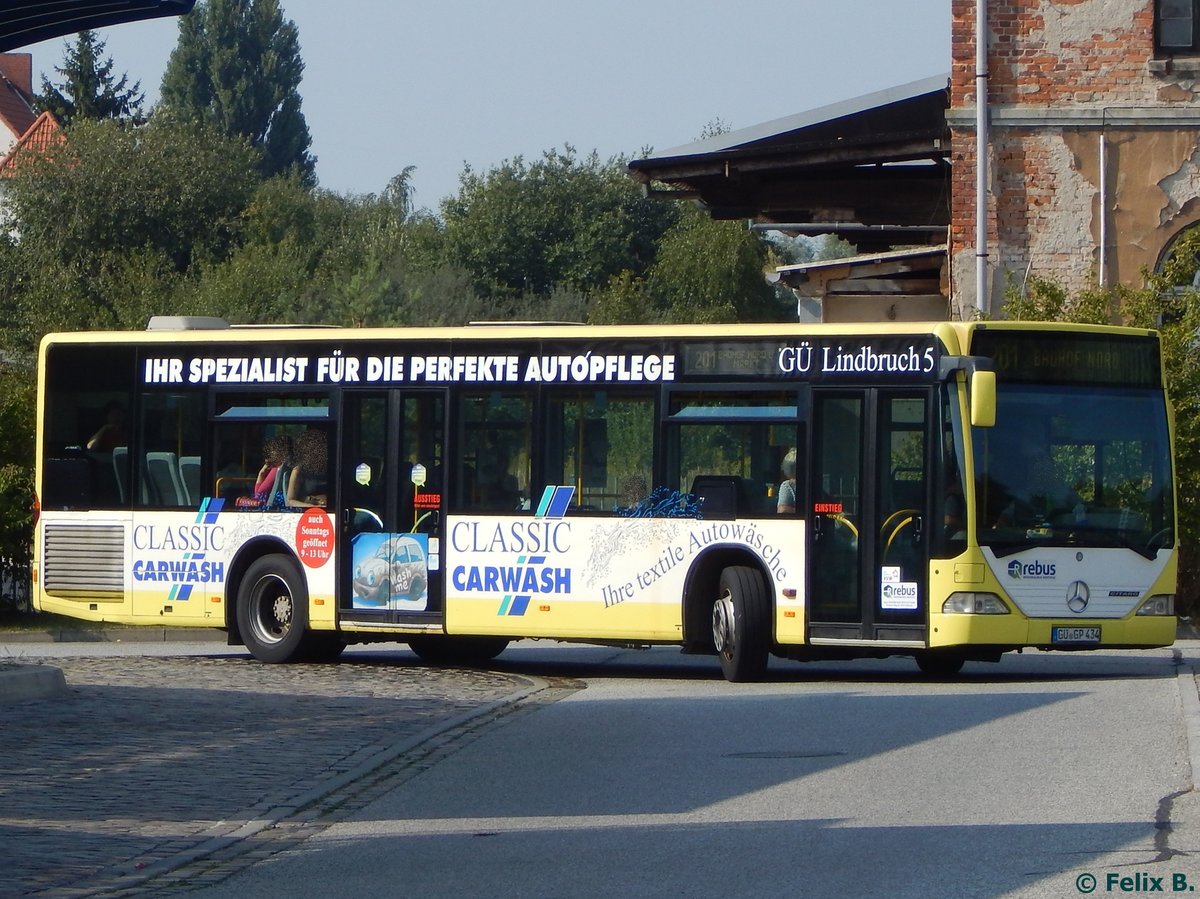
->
left=0, top=663, right=66, bottom=701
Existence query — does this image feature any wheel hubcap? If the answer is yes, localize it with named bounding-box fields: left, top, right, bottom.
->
left=252, top=574, right=292, bottom=643
left=713, top=593, right=735, bottom=656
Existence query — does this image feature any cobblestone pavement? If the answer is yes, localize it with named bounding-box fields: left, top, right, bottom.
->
left=0, top=650, right=544, bottom=897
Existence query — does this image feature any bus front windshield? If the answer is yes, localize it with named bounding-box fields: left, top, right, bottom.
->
left=973, top=385, right=1174, bottom=558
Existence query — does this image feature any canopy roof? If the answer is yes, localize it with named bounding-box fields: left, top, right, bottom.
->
left=628, top=75, right=951, bottom=253
left=0, top=1, right=194, bottom=52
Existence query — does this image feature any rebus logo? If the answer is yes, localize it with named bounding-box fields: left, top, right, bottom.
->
left=1007, top=559, right=1057, bottom=579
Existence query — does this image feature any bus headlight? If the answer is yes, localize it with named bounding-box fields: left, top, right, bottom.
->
left=942, top=592, right=1011, bottom=614
left=1136, top=594, right=1175, bottom=616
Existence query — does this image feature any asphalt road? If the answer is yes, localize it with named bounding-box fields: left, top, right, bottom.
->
left=2, top=638, right=1200, bottom=897
left=4, top=640, right=1200, bottom=897
left=192, top=644, right=1200, bottom=898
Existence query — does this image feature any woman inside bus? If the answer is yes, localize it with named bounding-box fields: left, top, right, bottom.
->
left=776, top=448, right=798, bottom=514
left=249, top=434, right=293, bottom=509
left=286, top=429, right=328, bottom=508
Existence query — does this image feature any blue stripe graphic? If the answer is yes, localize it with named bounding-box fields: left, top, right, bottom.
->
left=498, top=487, right=574, bottom=616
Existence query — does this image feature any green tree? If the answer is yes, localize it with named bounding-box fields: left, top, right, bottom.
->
left=441, top=146, right=677, bottom=302
left=36, top=30, right=145, bottom=124
left=588, top=271, right=659, bottom=325
left=0, top=117, right=261, bottom=347
left=647, top=204, right=789, bottom=323
left=159, top=0, right=315, bottom=184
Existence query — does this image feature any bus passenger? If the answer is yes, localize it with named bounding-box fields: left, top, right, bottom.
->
left=287, top=429, right=328, bottom=508
left=245, top=434, right=293, bottom=509
left=777, top=448, right=797, bottom=514
left=87, top=401, right=127, bottom=451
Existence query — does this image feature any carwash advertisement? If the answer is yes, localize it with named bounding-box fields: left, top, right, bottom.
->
left=123, top=504, right=338, bottom=621
left=445, top=486, right=806, bottom=640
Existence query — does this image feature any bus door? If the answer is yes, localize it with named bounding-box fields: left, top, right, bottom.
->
left=339, top=390, right=447, bottom=627
left=807, top=389, right=930, bottom=645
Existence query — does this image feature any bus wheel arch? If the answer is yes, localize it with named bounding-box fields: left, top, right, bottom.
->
left=235, top=549, right=309, bottom=663
left=681, top=547, right=773, bottom=668
left=223, top=537, right=295, bottom=644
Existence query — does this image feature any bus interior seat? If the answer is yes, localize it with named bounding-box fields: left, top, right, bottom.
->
left=112, top=446, right=128, bottom=503
left=146, top=451, right=188, bottom=506
left=270, top=464, right=292, bottom=508
left=690, top=475, right=747, bottom=520
left=179, top=456, right=201, bottom=504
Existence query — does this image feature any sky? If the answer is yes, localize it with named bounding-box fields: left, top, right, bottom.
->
left=26, top=0, right=950, bottom=212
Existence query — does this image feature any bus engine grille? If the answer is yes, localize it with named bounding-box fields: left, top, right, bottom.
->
left=43, top=523, right=125, bottom=594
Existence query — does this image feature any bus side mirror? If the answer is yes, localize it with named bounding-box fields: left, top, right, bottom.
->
left=970, top=370, right=996, bottom=428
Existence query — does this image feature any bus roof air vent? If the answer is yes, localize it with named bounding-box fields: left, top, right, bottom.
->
left=146, top=316, right=230, bottom=331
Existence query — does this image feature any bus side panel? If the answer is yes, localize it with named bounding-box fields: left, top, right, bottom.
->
left=36, top=506, right=339, bottom=630
left=443, top=516, right=806, bottom=641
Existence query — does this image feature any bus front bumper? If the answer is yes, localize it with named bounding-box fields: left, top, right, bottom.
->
left=929, top=611, right=1176, bottom=650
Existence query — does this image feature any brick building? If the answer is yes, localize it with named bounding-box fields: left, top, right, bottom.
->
left=950, top=0, right=1200, bottom=315
left=630, top=0, right=1200, bottom=321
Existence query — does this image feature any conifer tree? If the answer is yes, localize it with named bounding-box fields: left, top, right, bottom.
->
left=36, top=30, right=145, bottom=125
left=159, top=0, right=315, bottom=184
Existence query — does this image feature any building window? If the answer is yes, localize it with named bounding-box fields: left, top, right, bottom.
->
left=1158, top=0, right=1199, bottom=53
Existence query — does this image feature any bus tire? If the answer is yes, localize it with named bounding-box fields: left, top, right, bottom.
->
left=712, top=565, right=770, bottom=682
left=407, top=635, right=510, bottom=666
left=237, top=554, right=308, bottom=664
left=915, top=652, right=965, bottom=677
left=300, top=632, right=347, bottom=663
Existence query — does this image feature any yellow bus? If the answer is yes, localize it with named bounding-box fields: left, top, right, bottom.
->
left=32, top=317, right=1178, bottom=680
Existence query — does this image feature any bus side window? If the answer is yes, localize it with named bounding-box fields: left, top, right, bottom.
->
left=458, top=393, right=532, bottom=513
left=137, top=391, right=205, bottom=509
left=669, top=390, right=800, bottom=519
left=542, top=391, right=654, bottom=514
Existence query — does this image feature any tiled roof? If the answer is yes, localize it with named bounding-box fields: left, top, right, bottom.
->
left=0, top=110, right=63, bottom=175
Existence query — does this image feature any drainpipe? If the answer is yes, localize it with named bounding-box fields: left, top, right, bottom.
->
left=976, top=0, right=990, bottom=316
left=1099, top=111, right=1109, bottom=288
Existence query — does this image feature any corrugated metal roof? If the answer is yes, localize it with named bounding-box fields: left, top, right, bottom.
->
left=640, top=74, right=950, bottom=164
left=626, top=75, right=952, bottom=252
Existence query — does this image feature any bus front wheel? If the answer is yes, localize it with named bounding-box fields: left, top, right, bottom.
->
left=237, top=554, right=308, bottom=664
left=915, top=651, right=965, bottom=677
left=712, top=566, right=770, bottom=682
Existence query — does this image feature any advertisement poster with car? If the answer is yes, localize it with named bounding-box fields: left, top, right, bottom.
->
left=351, top=532, right=430, bottom=611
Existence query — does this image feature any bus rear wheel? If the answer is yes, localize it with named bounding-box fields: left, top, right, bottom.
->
left=406, top=635, right=510, bottom=666
left=712, top=566, right=770, bottom=682
left=237, top=554, right=308, bottom=664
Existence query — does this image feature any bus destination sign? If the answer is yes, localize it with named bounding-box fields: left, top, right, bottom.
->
left=683, top=336, right=941, bottom=382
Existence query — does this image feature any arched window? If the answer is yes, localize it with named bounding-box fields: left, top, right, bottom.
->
left=1155, top=223, right=1200, bottom=288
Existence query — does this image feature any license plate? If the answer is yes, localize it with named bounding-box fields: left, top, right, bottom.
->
left=1052, top=626, right=1101, bottom=644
